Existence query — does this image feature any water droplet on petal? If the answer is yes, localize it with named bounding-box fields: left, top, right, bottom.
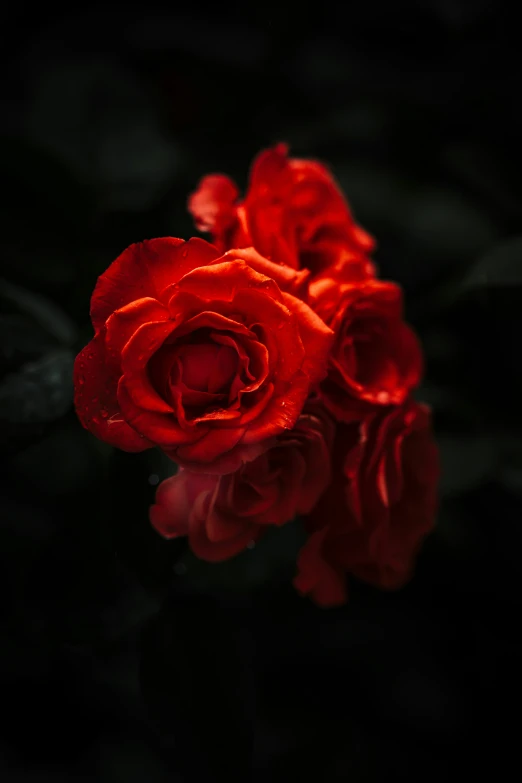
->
left=100, top=408, right=109, bottom=418
left=148, top=473, right=159, bottom=486
left=78, top=376, right=85, bottom=385
left=87, top=352, right=95, bottom=360
left=92, top=397, right=99, bottom=403
left=181, top=247, right=189, bottom=258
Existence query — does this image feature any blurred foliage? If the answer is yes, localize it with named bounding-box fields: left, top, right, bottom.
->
left=1, top=1, right=521, bottom=781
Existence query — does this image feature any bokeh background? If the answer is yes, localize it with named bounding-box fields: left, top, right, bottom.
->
left=2, top=2, right=521, bottom=781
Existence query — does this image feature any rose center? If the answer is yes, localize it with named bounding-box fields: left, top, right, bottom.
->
left=177, top=342, right=238, bottom=393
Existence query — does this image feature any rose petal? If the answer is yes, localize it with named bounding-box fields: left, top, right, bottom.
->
left=174, top=259, right=284, bottom=306
left=105, top=298, right=170, bottom=360
left=90, top=237, right=218, bottom=331
left=281, top=291, right=335, bottom=386
left=74, top=331, right=153, bottom=452
left=175, top=426, right=245, bottom=465
left=149, top=470, right=217, bottom=539
left=164, top=304, right=257, bottom=340
left=204, top=506, right=247, bottom=543
left=120, top=321, right=178, bottom=413
left=189, top=492, right=260, bottom=562
left=117, top=380, right=204, bottom=447
left=188, top=174, right=239, bottom=234
left=224, top=247, right=310, bottom=297
left=230, top=289, right=305, bottom=382
left=294, top=529, right=347, bottom=607
left=168, top=437, right=271, bottom=476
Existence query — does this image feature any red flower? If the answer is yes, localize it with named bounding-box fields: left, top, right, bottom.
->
left=309, top=268, right=423, bottom=421
left=294, top=400, right=439, bottom=607
left=74, top=238, right=334, bottom=473
left=150, top=404, right=335, bottom=561
left=189, top=143, right=376, bottom=278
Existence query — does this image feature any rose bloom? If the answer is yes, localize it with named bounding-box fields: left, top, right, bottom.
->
left=294, top=400, right=439, bottom=607
left=150, top=404, right=335, bottom=561
left=189, top=143, right=375, bottom=278
left=309, top=265, right=423, bottom=421
left=74, top=238, right=333, bottom=473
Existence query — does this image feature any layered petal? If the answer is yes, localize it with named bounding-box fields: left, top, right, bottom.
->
left=316, top=280, right=423, bottom=419
left=149, top=470, right=217, bottom=538
left=188, top=174, right=239, bottom=234
left=189, top=492, right=261, bottom=562
left=77, top=234, right=333, bottom=475
left=189, top=143, right=376, bottom=278
left=74, top=331, right=153, bottom=452
left=90, top=237, right=218, bottom=332
left=295, top=401, right=439, bottom=607
left=223, top=246, right=310, bottom=298
left=294, top=529, right=347, bottom=608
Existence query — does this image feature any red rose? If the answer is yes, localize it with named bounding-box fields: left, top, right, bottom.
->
left=309, top=269, right=423, bottom=421
left=74, top=238, right=333, bottom=473
left=294, top=400, right=439, bottom=607
left=188, top=143, right=376, bottom=278
left=149, top=404, right=335, bottom=561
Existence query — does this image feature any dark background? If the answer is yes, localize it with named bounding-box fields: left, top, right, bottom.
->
left=2, top=2, right=521, bottom=781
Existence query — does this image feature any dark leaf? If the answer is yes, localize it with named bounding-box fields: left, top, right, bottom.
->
left=0, top=349, right=73, bottom=425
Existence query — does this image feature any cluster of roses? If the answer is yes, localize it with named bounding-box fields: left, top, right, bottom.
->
left=74, top=144, right=439, bottom=607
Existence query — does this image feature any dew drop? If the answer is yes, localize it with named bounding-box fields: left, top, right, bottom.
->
left=87, top=352, right=95, bottom=360
left=92, top=397, right=99, bottom=403
left=92, top=416, right=99, bottom=425
left=148, top=473, right=159, bottom=486
left=78, top=376, right=85, bottom=385
left=100, top=408, right=109, bottom=418
left=181, top=247, right=189, bottom=258
left=79, top=361, right=86, bottom=369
